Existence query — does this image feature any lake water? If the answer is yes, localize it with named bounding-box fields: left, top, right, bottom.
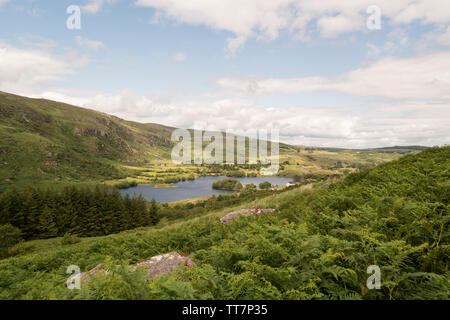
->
left=120, top=176, right=292, bottom=203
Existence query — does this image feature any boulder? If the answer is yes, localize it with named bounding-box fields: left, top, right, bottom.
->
left=79, top=263, right=109, bottom=283
left=131, top=252, right=192, bottom=280
left=220, top=207, right=275, bottom=225
left=78, top=252, right=192, bottom=284
left=73, top=127, right=82, bottom=136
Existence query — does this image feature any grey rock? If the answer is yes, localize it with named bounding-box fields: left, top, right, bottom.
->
left=220, top=208, right=275, bottom=225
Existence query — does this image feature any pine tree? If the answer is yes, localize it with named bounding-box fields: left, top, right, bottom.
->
left=38, top=205, right=58, bottom=239
left=149, top=199, right=160, bottom=225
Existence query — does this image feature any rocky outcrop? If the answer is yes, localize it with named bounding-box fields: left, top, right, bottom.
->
left=130, top=252, right=192, bottom=280
left=220, top=207, right=275, bottom=225
left=73, top=127, right=108, bottom=137
left=79, top=263, right=108, bottom=283
left=79, top=252, right=192, bottom=283
left=73, top=127, right=82, bottom=136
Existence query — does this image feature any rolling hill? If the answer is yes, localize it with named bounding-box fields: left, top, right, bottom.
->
left=0, top=91, right=175, bottom=190
left=0, top=91, right=426, bottom=191
left=0, top=146, right=447, bottom=299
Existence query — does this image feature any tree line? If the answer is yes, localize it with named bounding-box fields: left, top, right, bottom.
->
left=0, top=186, right=159, bottom=240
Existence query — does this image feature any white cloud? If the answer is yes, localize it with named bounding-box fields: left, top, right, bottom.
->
left=172, top=53, right=186, bottom=62
left=0, top=44, right=77, bottom=94
left=75, top=36, right=105, bottom=50
left=436, top=26, right=450, bottom=45
left=387, top=29, right=409, bottom=46
left=135, top=0, right=450, bottom=55
left=19, top=34, right=57, bottom=50
left=82, top=0, right=116, bottom=14
left=34, top=89, right=449, bottom=148
left=218, top=51, right=450, bottom=100
left=366, top=43, right=381, bottom=59
left=373, top=28, right=410, bottom=56
left=0, top=0, right=9, bottom=7
left=317, top=12, right=363, bottom=38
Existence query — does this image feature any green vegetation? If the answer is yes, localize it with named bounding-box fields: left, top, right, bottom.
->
left=244, top=183, right=257, bottom=192
left=259, top=181, right=272, bottom=189
left=0, top=147, right=447, bottom=299
left=212, top=179, right=243, bottom=191
left=0, top=186, right=158, bottom=240
left=148, top=199, right=161, bottom=225
left=158, top=186, right=288, bottom=222
left=0, top=224, right=22, bottom=259
left=0, top=91, right=173, bottom=192
left=61, top=233, right=81, bottom=246
left=7, top=241, right=35, bottom=257
left=114, top=180, right=138, bottom=189
left=0, top=91, right=423, bottom=192
left=225, top=170, right=246, bottom=177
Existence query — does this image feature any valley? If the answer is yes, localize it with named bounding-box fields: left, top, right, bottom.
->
left=0, top=146, right=447, bottom=299
left=0, top=92, right=446, bottom=301
left=0, top=91, right=419, bottom=193
left=1, top=0, right=449, bottom=306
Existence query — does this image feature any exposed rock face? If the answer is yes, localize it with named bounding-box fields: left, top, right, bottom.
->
left=79, top=252, right=192, bottom=284
left=73, top=127, right=82, bottom=136
left=73, top=127, right=108, bottom=137
left=80, top=263, right=108, bottom=283
left=131, top=252, right=192, bottom=280
left=220, top=208, right=275, bottom=225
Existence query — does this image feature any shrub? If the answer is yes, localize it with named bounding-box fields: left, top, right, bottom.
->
left=258, top=181, right=272, bottom=189
left=244, top=183, right=256, bottom=192
left=0, top=224, right=22, bottom=259
left=115, top=180, right=138, bottom=189
left=225, top=170, right=246, bottom=178
left=61, top=233, right=81, bottom=246
left=212, top=179, right=243, bottom=191
left=7, top=242, right=35, bottom=257
left=149, top=199, right=160, bottom=225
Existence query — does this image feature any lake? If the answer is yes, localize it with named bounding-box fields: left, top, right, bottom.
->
left=120, top=176, right=292, bottom=203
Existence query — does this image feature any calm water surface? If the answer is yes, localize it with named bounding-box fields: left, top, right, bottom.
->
left=120, top=176, right=292, bottom=203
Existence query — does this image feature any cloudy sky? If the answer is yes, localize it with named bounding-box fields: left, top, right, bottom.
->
left=0, top=0, right=449, bottom=148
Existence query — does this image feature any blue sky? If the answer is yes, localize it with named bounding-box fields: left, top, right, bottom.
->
left=0, top=0, right=449, bottom=147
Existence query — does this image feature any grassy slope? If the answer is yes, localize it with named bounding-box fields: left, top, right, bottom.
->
left=1, top=91, right=424, bottom=191
left=0, top=147, right=447, bottom=299
left=0, top=91, right=175, bottom=191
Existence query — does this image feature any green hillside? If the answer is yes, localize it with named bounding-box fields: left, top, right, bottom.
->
left=0, top=146, right=447, bottom=299
left=0, top=91, right=174, bottom=190
left=0, top=91, right=423, bottom=192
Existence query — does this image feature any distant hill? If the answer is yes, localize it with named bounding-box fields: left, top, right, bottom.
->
left=359, top=146, right=428, bottom=153
left=308, top=146, right=428, bottom=154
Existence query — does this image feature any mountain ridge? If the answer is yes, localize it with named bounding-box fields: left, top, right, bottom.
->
left=0, top=91, right=175, bottom=190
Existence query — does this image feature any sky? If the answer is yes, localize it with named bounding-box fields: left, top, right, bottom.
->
left=0, top=0, right=449, bottom=148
